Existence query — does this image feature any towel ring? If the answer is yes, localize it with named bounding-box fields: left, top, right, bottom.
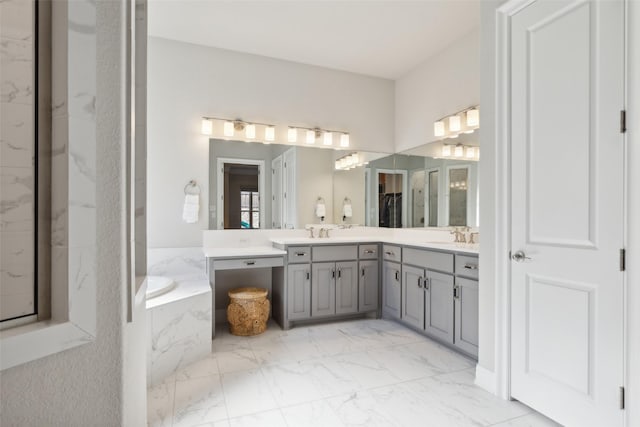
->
left=184, top=180, right=201, bottom=195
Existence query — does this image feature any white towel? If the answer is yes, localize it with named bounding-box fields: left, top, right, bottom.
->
left=182, top=194, right=200, bottom=223
left=315, top=203, right=326, bottom=218
left=343, top=203, right=353, bottom=218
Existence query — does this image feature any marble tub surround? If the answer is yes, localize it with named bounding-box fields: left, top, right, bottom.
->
left=147, top=319, right=559, bottom=427
left=147, top=248, right=213, bottom=387
left=147, top=279, right=212, bottom=387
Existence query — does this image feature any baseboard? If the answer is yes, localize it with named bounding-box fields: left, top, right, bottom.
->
left=474, top=364, right=497, bottom=395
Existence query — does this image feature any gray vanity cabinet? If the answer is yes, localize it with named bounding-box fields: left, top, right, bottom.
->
left=453, top=277, right=479, bottom=356
left=359, top=259, right=379, bottom=312
left=287, top=263, right=311, bottom=320
left=401, top=265, right=426, bottom=330
left=311, top=260, right=358, bottom=316
left=336, top=261, right=358, bottom=315
left=311, top=262, right=336, bottom=317
left=424, top=270, right=455, bottom=343
left=383, top=260, right=401, bottom=319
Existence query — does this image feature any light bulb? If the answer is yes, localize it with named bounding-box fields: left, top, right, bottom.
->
left=201, top=118, right=213, bottom=136
left=323, top=132, right=333, bottom=146
left=306, top=129, right=315, bottom=144
left=265, top=126, right=275, bottom=142
left=288, top=128, right=297, bottom=143
left=340, top=133, right=350, bottom=147
left=223, top=121, right=234, bottom=137
left=449, top=115, right=461, bottom=133
left=466, top=108, right=479, bottom=127
left=466, top=147, right=475, bottom=158
left=442, top=145, right=452, bottom=157
left=434, top=121, right=445, bottom=137
left=245, top=124, right=256, bottom=139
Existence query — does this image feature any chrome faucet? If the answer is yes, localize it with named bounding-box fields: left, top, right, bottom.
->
left=305, top=225, right=315, bottom=238
left=469, top=232, right=479, bottom=244
left=450, top=228, right=465, bottom=243
left=318, top=228, right=330, bottom=238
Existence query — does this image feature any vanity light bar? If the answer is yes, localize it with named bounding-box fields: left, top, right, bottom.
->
left=441, top=144, right=480, bottom=161
left=433, top=106, right=480, bottom=140
left=201, top=117, right=349, bottom=148
left=335, top=152, right=366, bottom=170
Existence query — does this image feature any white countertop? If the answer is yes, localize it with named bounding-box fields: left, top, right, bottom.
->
left=270, top=237, right=479, bottom=255
left=204, top=246, right=287, bottom=259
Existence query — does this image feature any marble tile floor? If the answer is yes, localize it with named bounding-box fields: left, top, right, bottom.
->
left=148, top=318, right=561, bottom=427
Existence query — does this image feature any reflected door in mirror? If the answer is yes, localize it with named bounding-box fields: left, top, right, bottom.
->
left=223, top=163, right=260, bottom=229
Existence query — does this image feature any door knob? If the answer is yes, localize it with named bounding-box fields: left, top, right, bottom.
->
left=511, top=250, right=531, bottom=262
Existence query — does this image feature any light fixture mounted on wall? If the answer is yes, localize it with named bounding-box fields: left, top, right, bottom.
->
left=334, top=152, right=368, bottom=170
left=433, top=106, right=480, bottom=140
left=440, top=143, right=480, bottom=161
left=201, top=116, right=349, bottom=148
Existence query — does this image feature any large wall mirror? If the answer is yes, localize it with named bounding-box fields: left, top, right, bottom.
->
left=208, top=136, right=479, bottom=230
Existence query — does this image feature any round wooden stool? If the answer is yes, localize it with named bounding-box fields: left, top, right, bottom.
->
left=227, top=287, right=270, bottom=336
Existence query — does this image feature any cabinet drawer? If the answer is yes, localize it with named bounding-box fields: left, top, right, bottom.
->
left=382, top=245, right=402, bottom=262
left=359, top=244, right=379, bottom=259
left=403, top=248, right=453, bottom=273
left=288, top=246, right=311, bottom=263
left=455, top=255, right=479, bottom=279
left=312, top=245, right=358, bottom=262
left=214, top=256, right=284, bottom=270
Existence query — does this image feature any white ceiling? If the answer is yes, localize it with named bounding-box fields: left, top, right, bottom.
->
left=148, top=1, right=480, bottom=80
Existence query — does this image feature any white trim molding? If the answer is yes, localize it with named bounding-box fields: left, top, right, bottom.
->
left=0, top=0, right=97, bottom=371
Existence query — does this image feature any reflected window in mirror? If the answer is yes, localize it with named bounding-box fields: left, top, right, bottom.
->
left=448, top=167, right=469, bottom=226
left=240, top=190, right=260, bottom=229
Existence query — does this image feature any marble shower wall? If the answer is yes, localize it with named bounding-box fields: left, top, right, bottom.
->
left=0, top=0, right=35, bottom=321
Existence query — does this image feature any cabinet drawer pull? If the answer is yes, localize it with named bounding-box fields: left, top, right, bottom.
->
left=464, top=264, right=478, bottom=270
left=244, top=260, right=256, bottom=266
left=295, top=252, right=307, bottom=257
left=384, top=251, right=395, bottom=256
left=364, top=249, right=376, bottom=255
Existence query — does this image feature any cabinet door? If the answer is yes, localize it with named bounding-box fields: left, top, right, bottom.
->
left=424, top=270, right=454, bottom=343
left=287, top=263, right=311, bottom=320
left=401, top=265, right=425, bottom=330
left=336, top=261, right=358, bottom=314
left=359, top=260, right=379, bottom=312
left=383, top=261, right=401, bottom=319
left=312, top=262, right=335, bottom=317
left=454, top=277, right=478, bottom=357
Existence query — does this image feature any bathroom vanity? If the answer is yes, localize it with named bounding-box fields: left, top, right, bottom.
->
left=203, top=229, right=478, bottom=359
left=268, top=236, right=479, bottom=359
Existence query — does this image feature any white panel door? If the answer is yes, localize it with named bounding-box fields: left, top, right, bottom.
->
left=283, top=147, right=297, bottom=229
left=510, top=1, right=624, bottom=426
left=271, top=156, right=283, bottom=229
